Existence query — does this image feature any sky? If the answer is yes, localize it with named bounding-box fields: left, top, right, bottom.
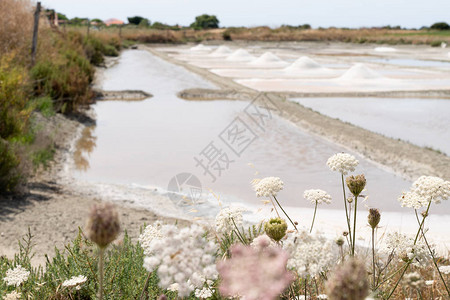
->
left=38, top=0, right=450, bottom=29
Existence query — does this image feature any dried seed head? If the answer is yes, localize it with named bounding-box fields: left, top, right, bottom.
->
left=264, top=218, right=288, bottom=242
left=86, top=203, right=120, bottom=248
left=368, top=208, right=381, bottom=229
left=335, top=237, right=345, bottom=247
left=421, top=210, right=428, bottom=218
left=347, top=197, right=353, bottom=204
left=343, top=231, right=349, bottom=237
left=326, top=258, right=369, bottom=300
left=346, top=174, right=366, bottom=197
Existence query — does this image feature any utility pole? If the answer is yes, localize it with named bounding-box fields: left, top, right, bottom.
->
left=31, top=2, right=41, bottom=66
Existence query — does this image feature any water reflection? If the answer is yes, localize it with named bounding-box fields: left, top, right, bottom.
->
left=74, top=126, right=97, bottom=171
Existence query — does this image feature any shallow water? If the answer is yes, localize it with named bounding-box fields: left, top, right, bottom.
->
left=369, top=58, right=450, bottom=68
left=74, top=50, right=423, bottom=218
left=291, top=97, right=450, bottom=156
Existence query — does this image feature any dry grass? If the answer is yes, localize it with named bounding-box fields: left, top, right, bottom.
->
left=66, top=25, right=450, bottom=46
left=0, top=0, right=34, bottom=58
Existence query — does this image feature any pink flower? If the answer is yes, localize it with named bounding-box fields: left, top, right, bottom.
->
left=217, top=244, right=293, bottom=300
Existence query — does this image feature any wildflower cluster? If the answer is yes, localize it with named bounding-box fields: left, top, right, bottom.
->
left=284, top=230, right=335, bottom=277
left=142, top=224, right=217, bottom=297
left=138, top=221, right=163, bottom=255
left=304, top=189, right=332, bottom=204
left=215, top=206, right=245, bottom=235
left=3, top=265, right=30, bottom=287
left=253, top=177, right=284, bottom=197
left=399, top=176, right=450, bottom=209
left=326, top=153, right=359, bottom=175
left=62, top=275, right=87, bottom=289
left=380, top=232, right=430, bottom=267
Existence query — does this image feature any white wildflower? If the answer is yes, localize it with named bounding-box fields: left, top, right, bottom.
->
left=139, top=221, right=163, bottom=256
left=283, top=230, right=335, bottom=277
left=318, top=295, right=328, bottom=299
left=62, top=275, right=87, bottom=288
left=303, top=189, right=332, bottom=205
left=380, top=232, right=430, bottom=267
left=439, top=265, right=450, bottom=275
left=398, top=191, right=428, bottom=209
left=3, top=291, right=21, bottom=300
left=195, top=287, right=213, bottom=299
left=3, top=265, right=30, bottom=287
left=326, top=153, right=359, bottom=175
left=142, top=224, right=218, bottom=297
left=215, top=206, right=245, bottom=235
left=412, top=176, right=450, bottom=204
left=399, top=176, right=450, bottom=209
left=250, top=234, right=277, bottom=251
left=403, top=272, right=424, bottom=289
left=425, top=280, right=435, bottom=286
left=253, top=177, right=284, bottom=197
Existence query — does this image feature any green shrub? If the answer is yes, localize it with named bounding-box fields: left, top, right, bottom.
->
left=103, top=44, right=119, bottom=56
left=430, top=22, right=450, bottom=30
left=0, top=139, right=21, bottom=193
left=430, top=40, right=443, bottom=47
left=190, top=14, right=219, bottom=30
left=31, top=46, right=93, bottom=114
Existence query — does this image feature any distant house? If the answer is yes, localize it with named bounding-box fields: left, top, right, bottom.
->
left=104, top=18, right=124, bottom=26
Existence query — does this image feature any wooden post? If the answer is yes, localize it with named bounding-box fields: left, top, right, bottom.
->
left=31, top=2, right=41, bottom=66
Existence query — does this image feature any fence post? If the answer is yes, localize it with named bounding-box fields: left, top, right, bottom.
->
left=31, top=1, right=41, bottom=66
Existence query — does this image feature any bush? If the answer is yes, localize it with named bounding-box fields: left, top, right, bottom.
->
left=0, top=139, right=21, bottom=193
left=222, top=30, right=232, bottom=41
left=430, top=40, right=444, bottom=47
left=0, top=54, right=31, bottom=140
left=190, top=14, right=219, bottom=30
left=430, top=22, right=450, bottom=30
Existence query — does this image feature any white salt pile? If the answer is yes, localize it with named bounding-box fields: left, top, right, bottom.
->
left=209, top=45, right=233, bottom=57
left=339, top=63, right=383, bottom=80
left=190, top=44, right=212, bottom=51
left=284, top=56, right=323, bottom=72
left=374, top=47, right=397, bottom=52
left=226, top=49, right=256, bottom=61
left=248, top=52, right=288, bottom=67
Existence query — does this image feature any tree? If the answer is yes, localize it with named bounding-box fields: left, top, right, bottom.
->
left=190, top=14, right=219, bottom=30
left=57, top=13, right=68, bottom=20
left=128, top=16, right=149, bottom=25
left=430, top=22, right=450, bottom=30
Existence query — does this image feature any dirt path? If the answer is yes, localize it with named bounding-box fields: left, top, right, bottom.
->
left=145, top=45, right=450, bottom=181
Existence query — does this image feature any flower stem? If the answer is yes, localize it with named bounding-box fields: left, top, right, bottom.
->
left=386, top=200, right=432, bottom=299
left=414, top=210, right=450, bottom=298
left=340, top=174, right=352, bottom=248
left=140, top=271, right=153, bottom=300
left=273, top=195, right=297, bottom=231
left=98, top=247, right=105, bottom=300
left=351, top=195, right=358, bottom=256
left=269, top=196, right=281, bottom=218
left=371, top=227, right=376, bottom=290
left=310, top=201, right=318, bottom=233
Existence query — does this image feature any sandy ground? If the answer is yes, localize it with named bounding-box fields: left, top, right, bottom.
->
left=0, top=110, right=183, bottom=267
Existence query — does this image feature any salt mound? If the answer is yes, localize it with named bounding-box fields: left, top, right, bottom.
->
left=374, top=47, right=397, bottom=52
left=448, top=52, right=450, bottom=58
left=190, top=44, right=211, bottom=51
left=226, top=49, right=256, bottom=61
left=209, top=45, right=233, bottom=57
left=249, top=52, right=285, bottom=65
left=284, top=56, right=322, bottom=71
left=339, top=63, right=383, bottom=80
